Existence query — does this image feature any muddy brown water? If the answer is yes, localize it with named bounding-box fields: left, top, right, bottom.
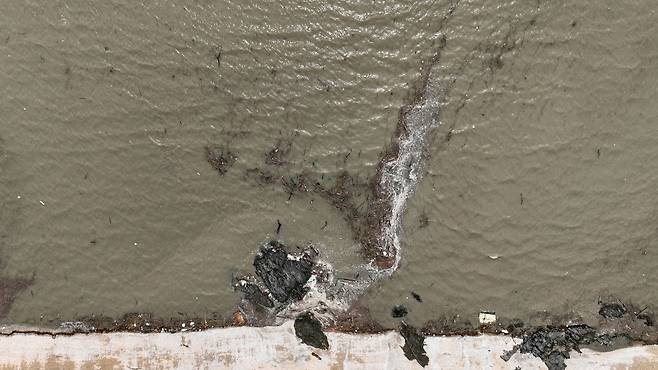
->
left=0, top=0, right=657, bottom=331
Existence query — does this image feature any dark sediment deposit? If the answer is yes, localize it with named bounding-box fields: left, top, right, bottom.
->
left=330, top=305, right=385, bottom=334
left=69, top=312, right=232, bottom=334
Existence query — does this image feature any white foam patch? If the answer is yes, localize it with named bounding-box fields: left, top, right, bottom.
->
left=378, top=96, right=439, bottom=272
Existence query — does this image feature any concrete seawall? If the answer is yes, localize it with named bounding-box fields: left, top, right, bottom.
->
left=1, top=322, right=656, bottom=369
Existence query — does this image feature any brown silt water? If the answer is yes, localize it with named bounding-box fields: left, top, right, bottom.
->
left=0, top=0, right=657, bottom=340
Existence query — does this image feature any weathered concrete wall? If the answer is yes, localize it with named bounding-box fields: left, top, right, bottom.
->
left=0, top=322, right=656, bottom=369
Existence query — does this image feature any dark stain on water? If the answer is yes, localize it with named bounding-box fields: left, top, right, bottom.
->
left=0, top=271, right=34, bottom=320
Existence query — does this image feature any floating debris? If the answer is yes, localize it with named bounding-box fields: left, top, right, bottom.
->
left=479, top=311, right=497, bottom=325
left=244, top=168, right=276, bottom=185
left=599, top=301, right=626, bottom=319
left=294, top=312, right=329, bottom=350
left=265, top=140, right=292, bottom=166
left=392, top=305, right=409, bottom=318
left=205, top=145, right=237, bottom=175
left=58, top=321, right=89, bottom=332
left=418, top=213, right=430, bottom=228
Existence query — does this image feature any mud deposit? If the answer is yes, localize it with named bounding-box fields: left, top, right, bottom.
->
left=1, top=1, right=658, bottom=369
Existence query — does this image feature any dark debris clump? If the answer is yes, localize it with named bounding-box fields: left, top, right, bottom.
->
left=598, top=302, right=626, bottom=319
left=235, top=240, right=321, bottom=326
left=265, top=140, right=292, bottom=166
left=391, top=305, right=409, bottom=318
left=235, top=281, right=273, bottom=308
left=501, top=325, right=597, bottom=370
left=294, top=312, right=329, bottom=350
left=253, top=241, right=316, bottom=303
left=502, top=300, right=658, bottom=369
left=205, top=145, right=237, bottom=175
left=400, top=322, right=429, bottom=367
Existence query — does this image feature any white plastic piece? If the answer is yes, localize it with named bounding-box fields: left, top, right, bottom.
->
left=479, top=311, right=497, bottom=324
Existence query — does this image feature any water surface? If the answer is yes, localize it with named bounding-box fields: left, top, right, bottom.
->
left=1, top=0, right=657, bottom=329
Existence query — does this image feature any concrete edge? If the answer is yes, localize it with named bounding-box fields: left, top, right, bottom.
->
left=1, top=322, right=657, bottom=369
